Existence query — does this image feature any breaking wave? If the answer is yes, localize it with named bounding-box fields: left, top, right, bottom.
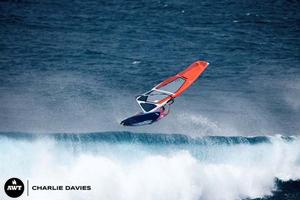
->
left=0, top=132, right=299, bottom=200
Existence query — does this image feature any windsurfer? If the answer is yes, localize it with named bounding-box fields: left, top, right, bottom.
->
left=158, top=98, right=174, bottom=120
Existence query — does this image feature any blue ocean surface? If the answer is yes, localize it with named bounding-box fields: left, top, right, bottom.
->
left=0, top=0, right=299, bottom=199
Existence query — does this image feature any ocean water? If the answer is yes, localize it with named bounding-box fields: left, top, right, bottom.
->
left=0, top=132, right=300, bottom=200
left=0, top=0, right=299, bottom=199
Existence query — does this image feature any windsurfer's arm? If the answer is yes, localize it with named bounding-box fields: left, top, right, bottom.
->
left=167, top=98, right=174, bottom=105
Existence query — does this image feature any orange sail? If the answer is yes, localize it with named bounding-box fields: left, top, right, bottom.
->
left=136, top=61, right=209, bottom=113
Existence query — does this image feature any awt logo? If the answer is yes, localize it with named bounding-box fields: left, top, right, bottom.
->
left=4, top=178, right=24, bottom=198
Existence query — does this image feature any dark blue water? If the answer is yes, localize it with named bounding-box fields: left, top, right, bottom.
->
left=0, top=0, right=299, bottom=199
left=0, top=0, right=299, bottom=134
left=0, top=131, right=274, bottom=144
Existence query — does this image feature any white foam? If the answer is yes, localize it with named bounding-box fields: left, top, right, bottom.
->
left=0, top=136, right=299, bottom=200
